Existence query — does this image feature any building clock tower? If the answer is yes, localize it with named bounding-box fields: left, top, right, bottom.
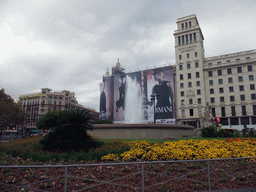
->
left=173, top=14, right=206, bottom=128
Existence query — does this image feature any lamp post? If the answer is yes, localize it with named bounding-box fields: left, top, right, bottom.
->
left=150, top=94, right=159, bottom=124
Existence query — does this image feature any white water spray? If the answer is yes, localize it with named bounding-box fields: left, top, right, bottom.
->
left=124, top=76, right=144, bottom=123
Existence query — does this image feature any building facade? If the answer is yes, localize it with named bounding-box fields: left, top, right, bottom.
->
left=19, top=88, right=99, bottom=129
left=174, top=14, right=256, bottom=129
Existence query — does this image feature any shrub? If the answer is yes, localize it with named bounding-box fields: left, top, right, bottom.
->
left=233, top=130, right=241, bottom=137
left=201, top=126, right=217, bottom=137
left=39, top=109, right=101, bottom=152
left=217, top=129, right=233, bottom=138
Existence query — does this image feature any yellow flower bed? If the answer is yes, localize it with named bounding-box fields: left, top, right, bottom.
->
left=101, top=139, right=256, bottom=161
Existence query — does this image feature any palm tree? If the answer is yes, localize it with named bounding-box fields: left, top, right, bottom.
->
left=40, top=109, right=100, bottom=152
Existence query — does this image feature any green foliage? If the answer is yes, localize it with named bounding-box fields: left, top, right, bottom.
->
left=39, top=109, right=101, bottom=152
left=201, top=126, right=217, bottom=137
left=233, top=130, right=241, bottom=137
left=242, top=128, right=255, bottom=137
left=0, top=136, right=130, bottom=162
left=36, top=110, right=68, bottom=130
left=0, top=89, right=25, bottom=132
left=217, top=129, right=233, bottom=138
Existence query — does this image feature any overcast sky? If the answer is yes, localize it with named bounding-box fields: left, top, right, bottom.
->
left=0, top=0, right=255, bottom=111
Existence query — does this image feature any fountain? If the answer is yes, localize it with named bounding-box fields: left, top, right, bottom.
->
left=124, top=75, right=144, bottom=123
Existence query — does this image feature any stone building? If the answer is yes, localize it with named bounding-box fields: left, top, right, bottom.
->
left=19, top=88, right=99, bottom=129
left=174, top=14, right=256, bottom=129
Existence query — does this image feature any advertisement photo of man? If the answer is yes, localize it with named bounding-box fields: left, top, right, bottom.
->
left=148, top=68, right=174, bottom=120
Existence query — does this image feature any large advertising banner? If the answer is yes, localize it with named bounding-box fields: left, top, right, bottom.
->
left=145, top=67, right=175, bottom=123
left=99, top=66, right=175, bottom=124
left=99, top=77, right=113, bottom=120
left=113, top=74, right=126, bottom=122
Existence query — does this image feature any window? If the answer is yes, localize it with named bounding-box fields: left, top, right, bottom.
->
left=48, top=100, right=52, bottom=104
left=198, top=108, right=202, bottom=115
left=179, top=55, right=182, bottom=60
left=54, top=101, right=56, bottom=105
left=230, top=96, right=235, bottom=102
left=59, top=97, right=63, bottom=99
left=59, top=101, right=61, bottom=105
left=197, top=89, right=201, bottom=95
left=252, top=94, right=256, bottom=100
left=239, top=85, right=244, bottom=91
left=253, top=105, right=256, bottom=115
left=219, top=87, right=224, bottom=93
left=226, top=60, right=231, bottom=64
left=228, top=77, right=233, bottom=83
left=181, top=100, right=184, bottom=105
left=195, top=52, right=198, bottom=57
left=220, top=97, right=225, bottom=102
left=218, top=70, right=222, bottom=76
left=195, top=62, right=199, bottom=68
left=238, top=76, right=243, bottom=82
left=221, top=107, right=225, bottom=117
left=196, top=72, right=200, bottom=78
left=249, top=75, right=254, bottom=81
left=181, top=109, right=185, bottom=117
left=196, top=81, right=200, bottom=87
left=237, top=67, right=242, bottom=73
left=209, top=80, right=213, bottom=85
left=190, top=34, right=192, bottom=43
left=231, top=106, right=236, bottom=116
left=248, top=65, right=252, bottom=71
left=210, top=89, right=214, bottom=94
left=188, top=82, right=192, bottom=87
left=180, top=83, right=184, bottom=88
left=250, top=84, right=255, bottom=90
left=217, top=62, right=221, bottom=65
left=190, top=108, right=194, bottom=116
left=186, top=35, right=189, bottom=44
left=193, top=33, right=196, bottom=42
left=189, top=21, right=191, bottom=27
left=189, top=99, right=193, bottom=104
left=181, top=91, right=184, bottom=97
left=227, top=68, right=232, bottom=74
left=179, top=65, right=183, bottom=70
left=182, top=23, right=184, bottom=28
left=208, top=63, right=212, bottom=66
left=188, top=73, right=191, bottom=79
left=212, top=108, right=216, bottom=117
left=236, top=58, right=240, bottom=62
left=210, top=97, right=215, bottom=103
left=240, top=95, right=245, bottom=101
left=218, top=79, right=223, bottom=84
left=180, top=74, right=183, bottom=80
left=187, top=53, right=189, bottom=58
left=198, top=98, right=201, bottom=104
left=182, top=36, right=184, bottom=45
left=187, top=63, right=191, bottom=69
left=185, top=22, right=188, bottom=28
left=242, top=106, right=246, bottom=115
left=229, top=86, right=234, bottom=92
left=208, top=71, right=213, bottom=77
left=178, top=37, right=181, bottom=46
left=48, top=96, right=52, bottom=99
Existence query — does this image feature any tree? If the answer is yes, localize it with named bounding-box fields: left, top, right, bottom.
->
left=39, top=109, right=100, bottom=152
left=36, top=110, right=68, bottom=130
left=0, top=89, right=25, bottom=134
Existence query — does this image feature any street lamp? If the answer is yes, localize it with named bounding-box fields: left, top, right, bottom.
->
left=150, top=94, right=159, bottom=124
